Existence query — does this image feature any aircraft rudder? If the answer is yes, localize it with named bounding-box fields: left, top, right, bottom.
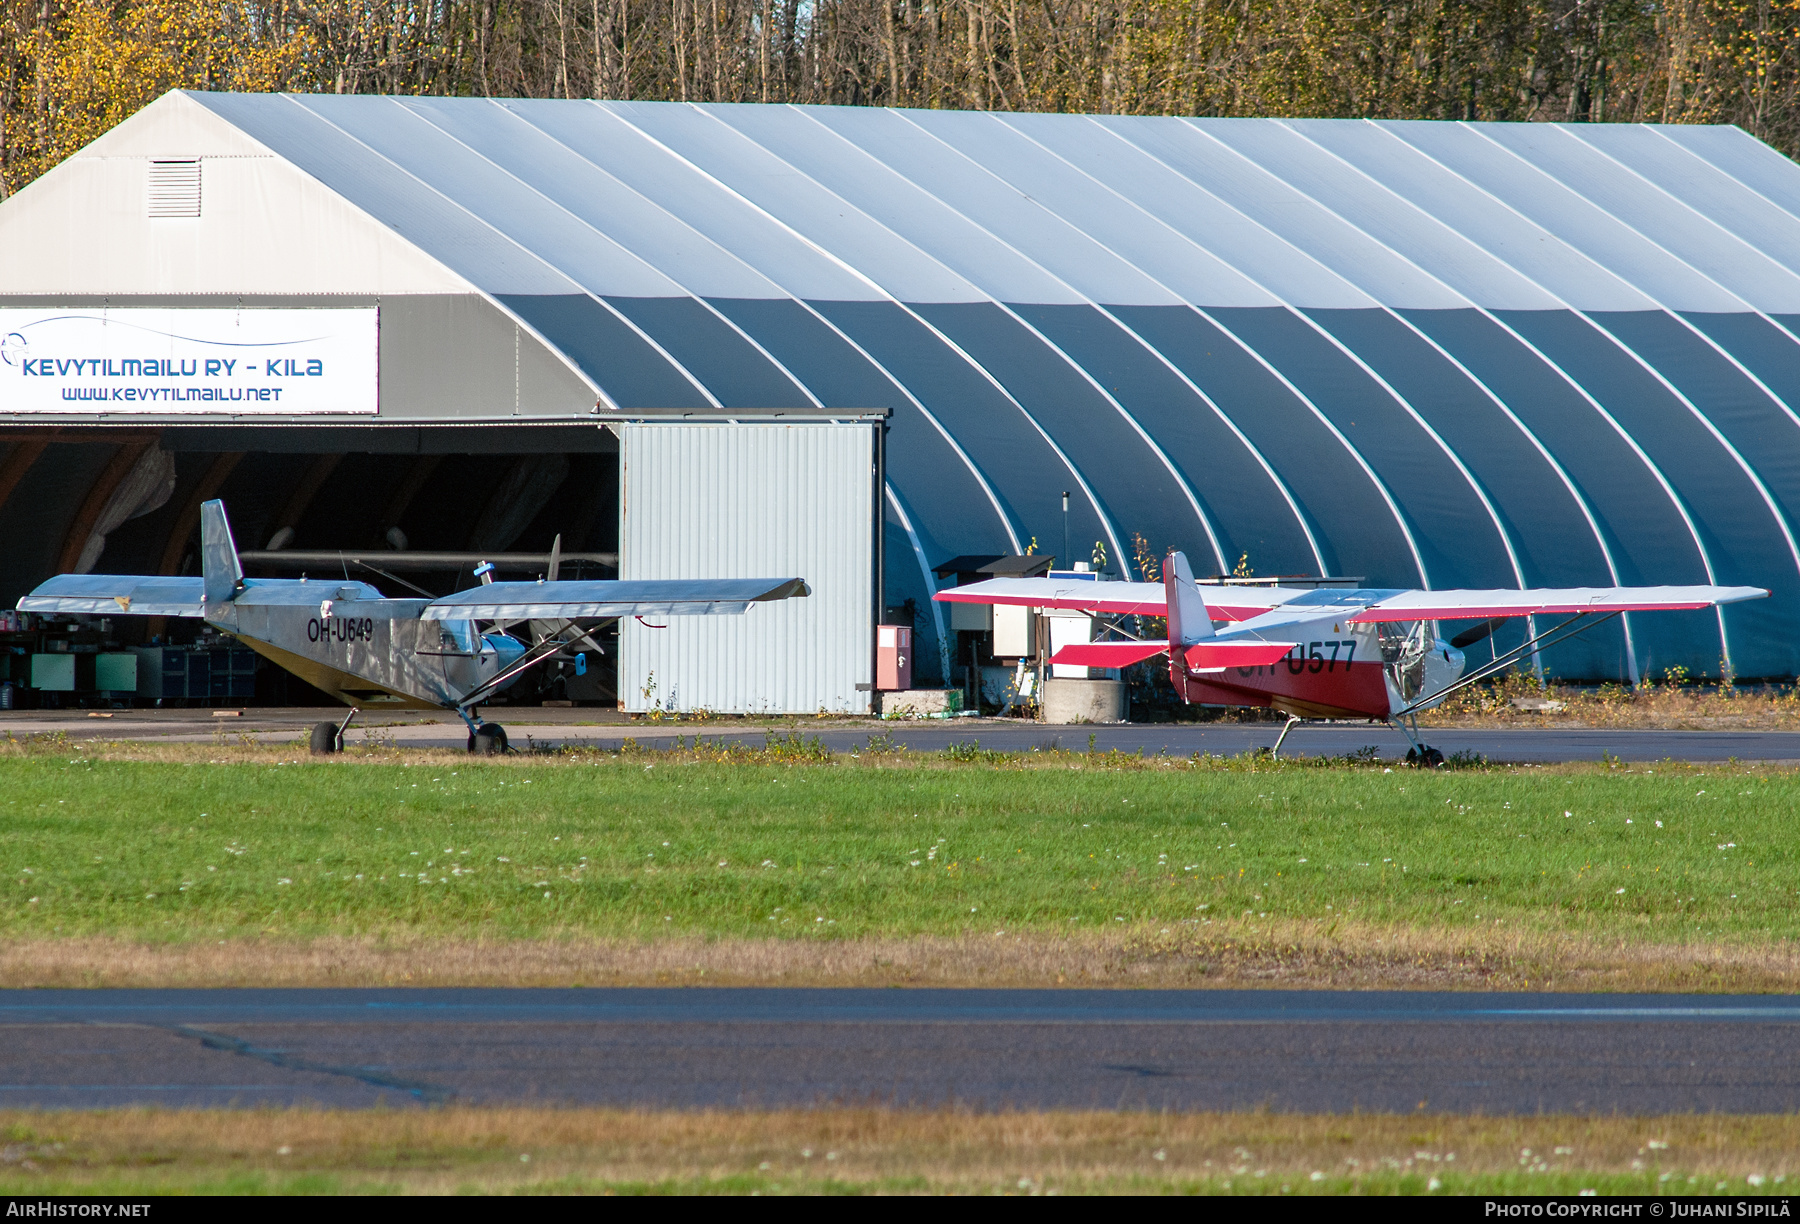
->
left=1163, top=550, right=1213, bottom=645
left=200, top=499, right=244, bottom=607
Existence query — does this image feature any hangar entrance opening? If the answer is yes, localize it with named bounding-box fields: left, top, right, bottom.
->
left=0, top=425, right=621, bottom=709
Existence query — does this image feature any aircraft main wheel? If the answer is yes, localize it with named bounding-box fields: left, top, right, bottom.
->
left=309, top=721, right=340, bottom=755
left=469, top=724, right=508, bottom=755
left=1423, top=747, right=1445, bottom=769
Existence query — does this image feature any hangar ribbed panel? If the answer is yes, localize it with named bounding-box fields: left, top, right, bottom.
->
left=176, top=93, right=1800, bottom=680
left=618, top=422, right=875, bottom=713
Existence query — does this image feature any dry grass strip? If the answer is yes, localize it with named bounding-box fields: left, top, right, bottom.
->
left=1421, top=676, right=1800, bottom=733
left=4, top=922, right=1798, bottom=991
left=0, top=1107, right=1794, bottom=1193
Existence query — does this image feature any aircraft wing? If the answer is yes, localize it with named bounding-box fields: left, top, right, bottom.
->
left=420, top=577, right=809, bottom=621
left=933, top=578, right=1311, bottom=620
left=18, top=574, right=206, bottom=617
left=934, top=577, right=1165, bottom=615
left=1347, top=585, right=1769, bottom=623
left=1202, top=589, right=1321, bottom=621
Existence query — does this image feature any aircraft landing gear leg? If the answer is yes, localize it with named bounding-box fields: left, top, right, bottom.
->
left=309, top=706, right=359, bottom=755
left=470, top=724, right=508, bottom=755
left=1392, top=716, right=1444, bottom=769
left=458, top=708, right=508, bottom=755
left=1270, top=714, right=1302, bottom=760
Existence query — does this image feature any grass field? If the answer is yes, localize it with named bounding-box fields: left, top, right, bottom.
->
left=0, top=1108, right=1792, bottom=1195
left=0, top=738, right=1796, bottom=988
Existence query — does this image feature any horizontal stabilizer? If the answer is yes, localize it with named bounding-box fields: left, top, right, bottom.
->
left=1047, top=639, right=1298, bottom=669
left=1179, top=641, right=1296, bottom=669
left=421, top=577, right=809, bottom=621
left=1048, top=640, right=1171, bottom=668
left=1348, top=585, right=1769, bottom=623
left=18, top=574, right=205, bottom=618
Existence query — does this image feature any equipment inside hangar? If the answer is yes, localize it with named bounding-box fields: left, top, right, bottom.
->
left=0, top=425, right=621, bottom=707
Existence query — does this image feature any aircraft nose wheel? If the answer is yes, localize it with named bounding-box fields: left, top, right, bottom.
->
left=468, top=723, right=508, bottom=755
left=1405, top=746, right=1445, bottom=769
left=308, top=721, right=341, bottom=754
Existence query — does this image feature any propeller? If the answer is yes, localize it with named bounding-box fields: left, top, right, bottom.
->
left=1450, top=616, right=1510, bottom=649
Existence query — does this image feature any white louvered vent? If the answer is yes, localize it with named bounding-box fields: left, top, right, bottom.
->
left=146, top=159, right=201, bottom=218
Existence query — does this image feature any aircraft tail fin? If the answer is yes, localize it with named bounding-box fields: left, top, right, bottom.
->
left=1163, top=550, right=1213, bottom=646
left=200, top=500, right=244, bottom=606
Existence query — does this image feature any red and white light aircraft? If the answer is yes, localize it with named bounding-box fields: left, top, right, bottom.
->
left=934, top=552, right=1767, bottom=763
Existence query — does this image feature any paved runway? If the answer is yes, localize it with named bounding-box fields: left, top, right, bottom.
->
left=7, top=988, right=1800, bottom=1113
left=6, top=708, right=1800, bottom=762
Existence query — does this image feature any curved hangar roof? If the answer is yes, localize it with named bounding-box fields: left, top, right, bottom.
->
left=188, top=95, right=1800, bottom=677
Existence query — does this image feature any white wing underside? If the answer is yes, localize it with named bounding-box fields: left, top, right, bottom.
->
left=1340, top=586, right=1768, bottom=622
left=419, top=577, right=810, bottom=621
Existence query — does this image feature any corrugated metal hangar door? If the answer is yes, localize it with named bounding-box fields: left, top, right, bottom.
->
left=617, top=414, right=883, bottom=715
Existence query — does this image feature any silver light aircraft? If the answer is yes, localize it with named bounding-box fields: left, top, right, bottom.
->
left=18, top=500, right=809, bottom=753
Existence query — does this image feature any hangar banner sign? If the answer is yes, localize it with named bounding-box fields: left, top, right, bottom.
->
left=0, top=308, right=378, bottom=414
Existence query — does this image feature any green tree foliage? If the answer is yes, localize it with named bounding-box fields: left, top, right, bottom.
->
left=3, top=0, right=1799, bottom=195
left=1, top=0, right=311, bottom=190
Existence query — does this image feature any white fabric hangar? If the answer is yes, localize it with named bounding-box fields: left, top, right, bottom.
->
left=2, top=89, right=1800, bottom=697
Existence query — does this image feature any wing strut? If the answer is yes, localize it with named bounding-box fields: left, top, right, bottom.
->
left=455, top=620, right=608, bottom=714
left=1394, top=611, right=1623, bottom=718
